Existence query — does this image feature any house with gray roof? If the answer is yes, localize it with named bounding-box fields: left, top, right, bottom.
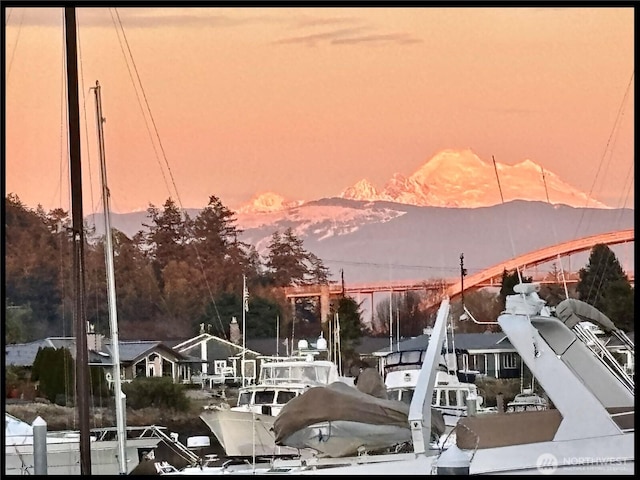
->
left=5, top=334, right=189, bottom=390
left=172, top=333, right=263, bottom=387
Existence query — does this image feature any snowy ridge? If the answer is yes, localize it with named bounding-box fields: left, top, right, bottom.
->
left=339, top=148, right=609, bottom=209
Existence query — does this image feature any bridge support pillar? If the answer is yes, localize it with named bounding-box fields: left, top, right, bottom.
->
left=320, top=285, right=330, bottom=324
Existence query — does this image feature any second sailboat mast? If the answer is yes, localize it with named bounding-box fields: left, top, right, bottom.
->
left=93, top=80, right=128, bottom=475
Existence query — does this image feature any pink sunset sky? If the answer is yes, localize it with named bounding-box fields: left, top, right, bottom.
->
left=4, top=7, right=635, bottom=214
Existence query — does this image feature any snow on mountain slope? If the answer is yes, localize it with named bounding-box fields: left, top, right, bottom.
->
left=340, top=148, right=609, bottom=209
left=236, top=199, right=407, bottom=253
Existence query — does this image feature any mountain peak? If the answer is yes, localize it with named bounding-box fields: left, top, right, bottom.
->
left=237, top=192, right=303, bottom=214
left=341, top=179, right=381, bottom=201
left=338, top=148, right=610, bottom=209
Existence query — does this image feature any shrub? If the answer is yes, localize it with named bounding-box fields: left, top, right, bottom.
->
left=475, top=377, right=522, bottom=407
left=31, top=347, right=74, bottom=405
left=122, top=376, right=190, bottom=412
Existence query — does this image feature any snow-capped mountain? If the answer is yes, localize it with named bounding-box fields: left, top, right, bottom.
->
left=87, top=148, right=631, bottom=284
left=236, top=192, right=303, bottom=214
left=338, top=149, right=609, bottom=209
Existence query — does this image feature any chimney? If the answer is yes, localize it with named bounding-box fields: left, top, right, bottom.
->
left=230, top=317, right=241, bottom=345
left=87, top=325, right=103, bottom=352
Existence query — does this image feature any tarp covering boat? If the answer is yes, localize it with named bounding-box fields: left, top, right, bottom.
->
left=273, top=377, right=446, bottom=457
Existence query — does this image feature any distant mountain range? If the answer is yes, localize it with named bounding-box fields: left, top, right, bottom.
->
left=87, top=149, right=633, bottom=283
left=240, top=149, right=610, bottom=213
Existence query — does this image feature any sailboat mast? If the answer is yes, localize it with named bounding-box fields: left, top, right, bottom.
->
left=64, top=7, right=92, bottom=475
left=242, top=274, right=246, bottom=386
left=93, top=80, right=128, bottom=475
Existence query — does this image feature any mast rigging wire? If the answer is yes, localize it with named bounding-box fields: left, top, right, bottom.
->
left=108, top=8, right=229, bottom=340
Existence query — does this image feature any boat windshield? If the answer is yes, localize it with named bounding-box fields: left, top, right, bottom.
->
left=276, top=391, right=297, bottom=404
left=238, top=391, right=252, bottom=406
left=254, top=390, right=276, bottom=404
left=261, top=364, right=332, bottom=384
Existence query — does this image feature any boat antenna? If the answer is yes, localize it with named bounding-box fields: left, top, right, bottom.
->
left=242, top=274, right=248, bottom=386
left=65, top=6, right=92, bottom=475
left=336, top=312, right=342, bottom=376
left=492, top=155, right=523, bottom=285
left=396, top=306, right=400, bottom=352
left=276, top=315, right=279, bottom=357
left=389, top=289, right=393, bottom=352
left=540, top=166, right=570, bottom=299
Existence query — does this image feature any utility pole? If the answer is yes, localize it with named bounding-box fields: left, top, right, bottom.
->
left=460, top=253, right=467, bottom=307
left=65, top=6, right=91, bottom=475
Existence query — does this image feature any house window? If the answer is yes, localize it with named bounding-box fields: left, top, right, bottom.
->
left=469, top=354, right=485, bottom=373
left=461, top=353, right=469, bottom=371
left=502, top=353, right=518, bottom=369
left=214, top=360, right=227, bottom=375
left=162, top=359, right=172, bottom=377
left=448, top=390, right=457, bottom=406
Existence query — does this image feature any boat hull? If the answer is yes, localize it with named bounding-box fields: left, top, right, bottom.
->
left=199, top=409, right=300, bottom=457
left=5, top=438, right=157, bottom=475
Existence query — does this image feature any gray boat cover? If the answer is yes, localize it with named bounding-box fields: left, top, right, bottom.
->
left=273, top=380, right=446, bottom=447
left=555, top=298, right=617, bottom=332
left=354, top=367, right=388, bottom=399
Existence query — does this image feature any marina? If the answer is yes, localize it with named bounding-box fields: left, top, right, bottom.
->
left=4, top=6, right=634, bottom=476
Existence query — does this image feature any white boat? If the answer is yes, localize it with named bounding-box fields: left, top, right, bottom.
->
left=255, top=283, right=634, bottom=474
left=199, top=337, right=349, bottom=457
left=384, top=349, right=494, bottom=429
left=506, top=388, right=548, bottom=412
left=4, top=412, right=164, bottom=475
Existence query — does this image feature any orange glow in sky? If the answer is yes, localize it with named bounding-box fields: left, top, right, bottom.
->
left=4, top=7, right=634, bottom=213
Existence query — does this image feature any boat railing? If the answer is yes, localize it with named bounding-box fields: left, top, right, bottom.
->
left=90, top=425, right=200, bottom=464
left=572, top=322, right=634, bottom=394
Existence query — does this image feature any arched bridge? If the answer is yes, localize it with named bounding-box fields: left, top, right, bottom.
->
left=446, top=228, right=634, bottom=299
left=284, top=228, right=634, bottom=322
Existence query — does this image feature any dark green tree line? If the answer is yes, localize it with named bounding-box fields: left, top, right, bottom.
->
left=576, top=244, right=633, bottom=331
left=4, top=193, right=333, bottom=342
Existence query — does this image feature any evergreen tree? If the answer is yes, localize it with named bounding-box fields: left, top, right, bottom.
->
left=192, top=195, right=247, bottom=292
left=576, top=244, right=633, bottom=331
left=539, top=262, right=571, bottom=307
left=197, top=292, right=283, bottom=339
left=499, top=269, right=533, bottom=310
left=324, top=296, right=365, bottom=372
left=31, top=347, right=75, bottom=405
left=140, top=198, right=192, bottom=285
left=264, top=227, right=330, bottom=287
